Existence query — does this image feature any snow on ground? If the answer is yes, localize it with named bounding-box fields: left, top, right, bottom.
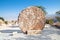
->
left=0, top=25, right=20, bottom=30
left=0, top=24, right=60, bottom=40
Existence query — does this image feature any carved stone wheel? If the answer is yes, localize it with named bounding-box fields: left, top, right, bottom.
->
left=18, top=6, right=45, bottom=35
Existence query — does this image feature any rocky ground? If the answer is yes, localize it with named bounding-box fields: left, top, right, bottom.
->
left=0, top=24, right=60, bottom=40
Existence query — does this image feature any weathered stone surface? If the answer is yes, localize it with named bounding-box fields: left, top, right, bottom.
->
left=18, top=6, right=45, bottom=35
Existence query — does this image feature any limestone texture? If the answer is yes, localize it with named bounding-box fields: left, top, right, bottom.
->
left=18, top=6, right=45, bottom=35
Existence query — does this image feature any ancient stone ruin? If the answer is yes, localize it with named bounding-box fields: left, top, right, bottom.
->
left=18, top=6, right=45, bottom=35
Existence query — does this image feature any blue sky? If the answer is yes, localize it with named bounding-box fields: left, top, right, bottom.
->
left=0, top=0, right=60, bottom=21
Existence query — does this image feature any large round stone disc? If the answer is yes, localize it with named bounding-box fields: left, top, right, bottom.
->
left=18, top=6, right=45, bottom=34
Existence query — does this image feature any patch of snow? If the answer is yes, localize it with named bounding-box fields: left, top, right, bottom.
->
left=12, top=32, right=27, bottom=38
left=0, top=26, right=20, bottom=30
left=45, top=24, right=51, bottom=28
left=48, top=34, right=60, bottom=40
left=0, top=25, right=60, bottom=40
